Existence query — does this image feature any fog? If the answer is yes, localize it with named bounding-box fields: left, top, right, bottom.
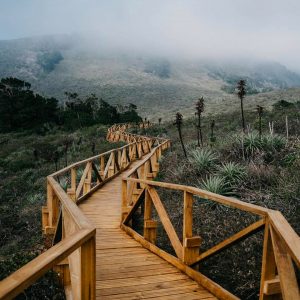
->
left=1, top=0, right=300, bottom=70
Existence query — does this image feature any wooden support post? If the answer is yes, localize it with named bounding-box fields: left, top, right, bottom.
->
left=270, top=227, right=299, bottom=300
left=67, top=188, right=76, bottom=202
left=145, top=161, right=153, bottom=180
left=81, top=236, right=96, bottom=300
left=150, top=152, right=158, bottom=177
left=144, top=189, right=157, bottom=244
left=71, top=168, right=76, bottom=192
left=183, top=191, right=201, bottom=265
left=42, top=206, right=49, bottom=230
left=259, top=221, right=278, bottom=300
left=83, top=166, right=92, bottom=194
left=121, top=179, right=128, bottom=222
left=100, top=156, right=105, bottom=177
left=118, top=150, right=122, bottom=169
left=67, top=168, right=77, bottom=201
left=45, top=181, right=59, bottom=234
left=108, top=152, right=115, bottom=177
left=131, top=144, right=136, bottom=160
left=54, top=260, right=71, bottom=288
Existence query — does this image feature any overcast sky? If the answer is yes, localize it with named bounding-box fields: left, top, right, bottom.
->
left=1, top=0, right=299, bottom=70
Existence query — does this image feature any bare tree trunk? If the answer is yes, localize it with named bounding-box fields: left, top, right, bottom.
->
left=285, top=115, right=289, bottom=141
left=197, top=115, right=200, bottom=147
left=178, top=127, right=187, bottom=158
left=241, top=98, right=246, bottom=132
left=199, top=116, right=203, bottom=147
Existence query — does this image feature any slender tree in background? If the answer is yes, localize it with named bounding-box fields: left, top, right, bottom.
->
left=237, top=79, right=247, bottom=132
left=210, top=119, right=216, bottom=146
left=158, top=118, right=162, bottom=126
left=256, top=105, right=264, bottom=138
left=174, top=112, right=187, bottom=158
left=195, top=97, right=204, bottom=147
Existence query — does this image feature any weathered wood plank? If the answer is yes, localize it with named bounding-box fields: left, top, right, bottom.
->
left=147, top=186, right=183, bottom=260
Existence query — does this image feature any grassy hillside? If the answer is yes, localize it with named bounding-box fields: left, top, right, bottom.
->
left=1, top=35, right=300, bottom=119
left=0, top=125, right=123, bottom=298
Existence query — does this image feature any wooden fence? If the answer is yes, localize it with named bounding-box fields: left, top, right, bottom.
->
left=0, top=122, right=164, bottom=300
left=116, top=126, right=300, bottom=300
left=0, top=121, right=299, bottom=300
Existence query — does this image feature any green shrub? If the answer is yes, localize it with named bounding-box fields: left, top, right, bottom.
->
left=200, top=176, right=230, bottom=195
left=281, top=152, right=298, bottom=167
left=242, top=132, right=262, bottom=156
left=217, top=162, right=246, bottom=185
left=261, top=134, right=286, bottom=152
left=190, top=148, right=218, bottom=172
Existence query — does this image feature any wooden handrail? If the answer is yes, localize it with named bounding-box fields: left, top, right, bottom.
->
left=268, top=211, right=300, bottom=268
left=114, top=124, right=300, bottom=300
left=0, top=122, right=158, bottom=300
left=125, top=177, right=270, bottom=216
left=1, top=121, right=299, bottom=300
left=0, top=228, right=95, bottom=300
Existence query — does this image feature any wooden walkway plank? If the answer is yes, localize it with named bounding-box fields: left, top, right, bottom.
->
left=79, top=161, right=219, bottom=300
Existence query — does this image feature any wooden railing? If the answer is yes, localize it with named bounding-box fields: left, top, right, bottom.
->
left=1, top=121, right=299, bottom=300
left=112, top=127, right=300, bottom=300
left=0, top=122, right=159, bottom=300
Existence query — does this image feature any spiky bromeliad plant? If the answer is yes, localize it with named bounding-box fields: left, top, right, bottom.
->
left=234, top=132, right=262, bottom=157
left=261, top=134, right=286, bottom=152
left=217, top=162, right=246, bottom=185
left=190, top=148, right=218, bottom=173
left=200, top=175, right=230, bottom=195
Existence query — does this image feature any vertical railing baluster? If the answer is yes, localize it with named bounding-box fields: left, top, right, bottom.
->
left=144, top=188, right=157, bottom=244
left=121, top=179, right=128, bottom=221
left=81, top=235, right=96, bottom=300
left=183, top=191, right=201, bottom=265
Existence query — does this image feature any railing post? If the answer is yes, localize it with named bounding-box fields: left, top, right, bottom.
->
left=118, top=150, right=122, bottom=169
left=144, top=188, right=157, bottom=244
left=145, top=161, right=153, bottom=180
left=183, top=191, right=201, bottom=265
left=121, top=179, right=128, bottom=222
left=108, top=152, right=115, bottom=177
left=259, top=221, right=277, bottom=300
left=100, top=156, right=105, bottom=178
left=67, top=168, right=76, bottom=201
left=83, top=164, right=92, bottom=194
left=81, top=235, right=96, bottom=300
left=43, top=181, right=59, bottom=235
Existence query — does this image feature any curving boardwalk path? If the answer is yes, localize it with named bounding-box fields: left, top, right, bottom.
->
left=79, top=161, right=217, bottom=300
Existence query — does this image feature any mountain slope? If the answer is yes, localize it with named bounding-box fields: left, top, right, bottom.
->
left=0, top=35, right=300, bottom=119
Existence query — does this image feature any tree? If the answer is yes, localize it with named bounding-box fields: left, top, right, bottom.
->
left=0, top=77, right=58, bottom=132
left=256, top=105, right=264, bottom=138
left=237, top=79, right=247, bottom=132
left=174, top=112, right=187, bottom=158
left=195, top=97, right=204, bottom=147
left=158, top=118, right=162, bottom=126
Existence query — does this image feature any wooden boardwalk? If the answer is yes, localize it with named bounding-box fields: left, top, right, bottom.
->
left=1, top=123, right=299, bottom=300
left=80, top=161, right=217, bottom=300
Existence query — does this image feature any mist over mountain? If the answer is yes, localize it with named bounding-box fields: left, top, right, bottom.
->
left=1, top=34, right=300, bottom=118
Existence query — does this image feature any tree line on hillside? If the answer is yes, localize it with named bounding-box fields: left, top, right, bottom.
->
left=0, top=77, right=142, bottom=133
left=174, top=79, right=300, bottom=157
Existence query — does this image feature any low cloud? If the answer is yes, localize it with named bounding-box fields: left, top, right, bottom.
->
left=1, top=0, right=299, bottom=70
